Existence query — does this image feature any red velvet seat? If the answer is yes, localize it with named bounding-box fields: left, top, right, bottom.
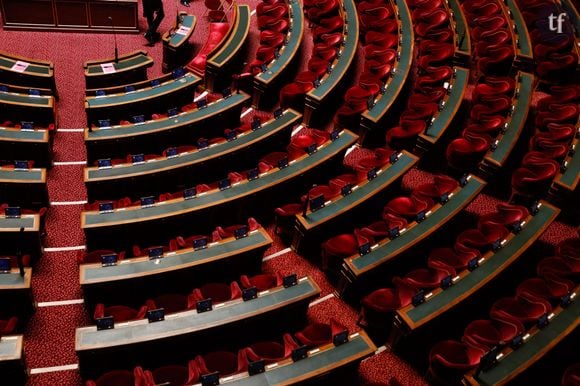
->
left=473, top=76, right=517, bottom=100
left=406, top=0, right=443, bottom=12
left=360, top=278, right=417, bottom=329
left=557, top=238, right=580, bottom=270
left=403, top=265, right=456, bottom=290
left=455, top=222, right=510, bottom=253
left=274, top=203, right=303, bottom=235
left=462, top=1, right=500, bottom=17
left=413, top=175, right=459, bottom=202
left=93, top=304, right=149, bottom=323
left=413, top=9, right=449, bottom=36
left=477, top=46, right=515, bottom=75
left=536, top=52, right=578, bottom=82
left=240, top=272, right=283, bottom=291
left=215, top=218, right=260, bottom=238
left=195, top=351, right=246, bottom=377
left=85, top=368, right=151, bottom=386
left=259, top=30, right=285, bottom=48
left=0, top=317, right=17, bottom=336
left=257, top=3, right=287, bottom=18
left=258, top=16, right=290, bottom=32
left=328, top=173, right=358, bottom=191
left=383, top=195, right=434, bottom=220
left=463, top=316, right=524, bottom=350
left=360, top=7, right=393, bottom=32
left=408, top=87, right=447, bottom=104
left=400, top=102, right=438, bottom=121
left=386, top=120, right=427, bottom=147
left=151, top=363, right=198, bottom=386
left=446, top=132, right=492, bottom=170
left=313, top=43, right=339, bottom=62
left=427, top=340, right=485, bottom=386
left=313, top=16, right=344, bottom=37
left=279, top=71, right=317, bottom=108
left=415, top=66, right=453, bottom=88
left=490, top=295, right=552, bottom=326
left=427, top=247, right=480, bottom=272
left=537, top=257, right=579, bottom=279
left=294, top=319, right=347, bottom=347
left=147, top=293, right=192, bottom=314
left=190, top=282, right=242, bottom=304
left=321, top=230, right=370, bottom=272
left=316, top=32, right=343, bottom=47
left=470, top=96, right=511, bottom=119
left=260, top=151, right=290, bottom=168
left=243, top=334, right=298, bottom=364
left=516, top=276, right=575, bottom=303
left=535, top=103, right=579, bottom=128
left=307, top=0, right=339, bottom=23
left=561, top=363, right=580, bottom=386
left=308, top=57, right=332, bottom=78
left=537, top=86, right=579, bottom=110
left=464, top=117, right=505, bottom=135
left=477, top=203, right=529, bottom=229
left=364, top=31, right=398, bottom=48
left=511, top=156, right=559, bottom=198
left=187, top=22, right=231, bottom=76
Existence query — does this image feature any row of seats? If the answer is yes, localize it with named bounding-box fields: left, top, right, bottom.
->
left=333, top=0, right=399, bottom=129
left=247, top=0, right=291, bottom=74
left=84, top=129, right=330, bottom=207
left=86, top=318, right=347, bottom=386
left=0, top=120, right=55, bottom=132
left=321, top=174, right=459, bottom=273
left=89, top=89, right=223, bottom=129
left=78, top=217, right=260, bottom=264
left=387, top=0, right=455, bottom=147
left=91, top=111, right=273, bottom=169
left=446, top=75, right=519, bottom=171
left=427, top=236, right=578, bottom=385
left=511, top=84, right=578, bottom=200
left=279, top=0, right=345, bottom=109
left=461, top=0, right=515, bottom=75
left=518, top=0, right=578, bottom=82
left=274, top=146, right=395, bottom=235
left=359, top=202, right=530, bottom=328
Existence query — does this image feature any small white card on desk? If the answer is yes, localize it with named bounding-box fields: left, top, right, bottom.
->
left=11, top=61, right=29, bottom=73
left=100, top=63, right=116, bottom=74
left=176, top=26, right=190, bottom=36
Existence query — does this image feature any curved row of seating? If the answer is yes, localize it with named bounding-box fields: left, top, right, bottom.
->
left=85, top=318, right=363, bottom=386
left=247, top=0, right=292, bottom=75
left=321, top=174, right=460, bottom=273
left=446, top=73, right=527, bottom=172
left=427, top=237, right=578, bottom=385
left=517, top=0, right=579, bottom=82
left=386, top=0, right=457, bottom=148
left=333, top=0, right=399, bottom=130
left=359, top=201, right=548, bottom=330
left=511, top=84, right=579, bottom=201
left=461, top=0, right=516, bottom=75
left=279, top=0, right=345, bottom=110
left=79, top=217, right=260, bottom=264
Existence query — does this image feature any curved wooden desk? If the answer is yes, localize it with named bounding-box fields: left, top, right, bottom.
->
left=0, top=126, right=51, bottom=168
left=0, top=50, right=56, bottom=94
left=84, top=91, right=251, bottom=163
left=84, top=50, right=154, bottom=89
left=206, top=4, right=251, bottom=91
left=84, top=109, right=301, bottom=200
left=253, top=0, right=305, bottom=108
left=162, top=13, right=197, bottom=72
left=81, top=130, right=359, bottom=250
left=304, top=0, right=359, bottom=126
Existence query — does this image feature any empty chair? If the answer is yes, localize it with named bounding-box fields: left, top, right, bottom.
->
left=516, top=276, right=575, bottom=304
left=93, top=304, right=149, bottom=323
left=455, top=222, right=510, bottom=254
left=79, top=250, right=126, bottom=264
left=240, top=272, right=283, bottom=291
left=0, top=317, right=17, bottom=336
left=151, top=362, right=199, bottom=386
left=427, top=247, right=480, bottom=272
left=243, top=333, right=298, bottom=364
left=195, top=351, right=246, bottom=377
left=477, top=203, right=529, bottom=229
left=190, top=281, right=243, bottom=304
left=427, top=340, right=486, bottom=385
left=462, top=316, right=524, bottom=351
left=359, top=278, right=418, bottom=330
left=490, top=295, right=552, bottom=326
left=446, top=132, right=492, bottom=171
left=85, top=367, right=151, bottom=386
left=403, top=265, right=456, bottom=290
left=215, top=218, right=260, bottom=238
left=511, top=156, right=560, bottom=198
left=321, top=230, right=371, bottom=272
left=537, top=257, right=579, bottom=280
left=294, top=319, right=347, bottom=347
left=413, top=175, right=459, bottom=202
left=147, top=293, right=192, bottom=314
left=383, top=195, right=434, bottom=220
left=561, top=363, right=580, bottom=386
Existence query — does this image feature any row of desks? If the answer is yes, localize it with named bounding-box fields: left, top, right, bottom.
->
left=84, top=109, right=301, bottom=200
left=253, top=0, right=305, bottom=108
left=82, top=129, right=359, bottom=250
left=304, top=0, right=359, bottom=126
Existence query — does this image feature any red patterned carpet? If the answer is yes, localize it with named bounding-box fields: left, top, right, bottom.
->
left=0, top=1, right=576, bottom=385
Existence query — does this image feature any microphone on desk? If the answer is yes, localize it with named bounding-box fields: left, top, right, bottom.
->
left=302, top=184, right=317, bottom=217
left=17, top=227, right=25, bottom=277
left=108, top=16, right=119, bottom=63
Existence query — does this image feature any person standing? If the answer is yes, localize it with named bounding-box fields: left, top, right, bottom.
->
left=143, top=0, right=165, bottom=45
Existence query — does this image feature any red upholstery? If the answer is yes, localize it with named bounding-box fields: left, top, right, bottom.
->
left=79, top=250, right=125, bottom=264
left=195, top=351, right=245, bottom=377
left=427, top=247, right=480, bottom=271
left=294, top=319, right=347, bottom=347
left=561, top=363, right=580, bottom=386
left=383, top=195, right=434, bottom=220
left=147, top=293, right=191, bottom=314
left=455, top=222, right=510, bottom=253
left=477, top=203, right=529, bottom=228
left=0, top=317, right=17, bottom=336
left=516, top=277, right=575, bottom=303
left=446, top=132, right=491, bottom=170
left=360, top=278, right=417, bottom=329
left=152, top=363, right=198, bottom=386
left=427, top=340, right=485, bottom=385
left=490, top=295, right=552, bottom=326
left=403, top=265, right=456, bottom=290
left=190, top=281, right=242, bottom=304
left=85, top=367, right=151, bottom=386
left=511, top=156, right=560, bottom=198
left=240, top=272, right=283, bottom=291
left=187, top=22, right=231, bottom=76
left=243, top=334, right=298, bottom=364
left=463, top=316, right=524, bottom=350
left=93, top=304, right=149, bottom=323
